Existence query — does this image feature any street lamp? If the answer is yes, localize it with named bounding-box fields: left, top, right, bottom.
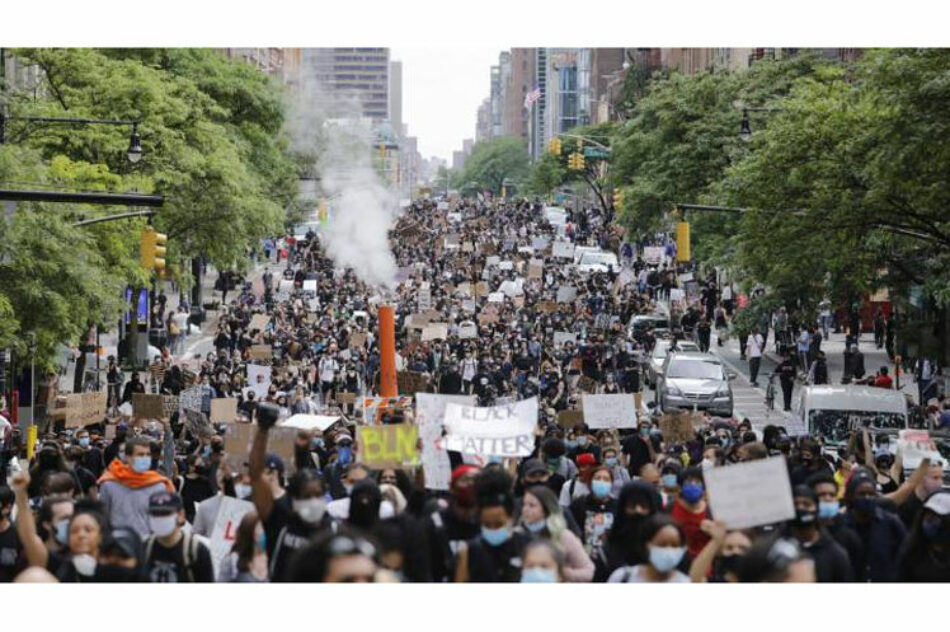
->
left=739, top=109, right=752, bottom=141
left=0, top=113, right=144, bottom=164
left=127, top=123, right=143, bottom=163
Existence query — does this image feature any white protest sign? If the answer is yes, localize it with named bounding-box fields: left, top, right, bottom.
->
left=302, top=279, right=317, bottom=292
left=553, top=241, right=575, bottom=259
left=643, top=246, right=664, bottom=265
left=179, top=387, right=203, bottom=414
left=677, top=273, right=694, bottom=283
left=488, top=292, right=505, bottom=303
left=416, top=394, right=476, bottom=491
left=247, top=364, right=272, bottom=398
left=553, top=331, right=577, bottom=346
left=278, top=414, right=342, bottom=432
left=532, top=237, right=550, bottom=251
left=704, top=457, right=795, bottom=530
left=486, top=256, right=501, bottom=267
left=898, top=429, right=944, bottom=470
left=669, top=288, right=685, bottom=302
left=458, top=321, right=478, bottom=340
left=443, top=398, right=538, bottom=458
left=207, top=496, right=255, bottom=579
left=417, top=284, right=432, bottom=311
left=499, top=279, right=524, bottom=297
left=517, top=246, right=534, bottom=255
left=581, top=393, right=638, bottom=429
left=421, top=323, right=449, bottom=342
left=499, top=260, right=514, bottom=271
left=557, top=285, right=577, bottom=304
left=462, top=299, right=477, bottom=313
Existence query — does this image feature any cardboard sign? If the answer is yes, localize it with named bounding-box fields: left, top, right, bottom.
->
left=528, top=260, right=544, bottom=279
left=704, top=457, right=796, bottom=530
left=669, top=288, right=685, bottom=302
left=442, top=398, right=538, bottom=458
left=553, top=331, right=577, bottom=346
left=421, top=323, right=449, bottom=342
left=132, top=394, right=165, bottom=420
left=162, top=395, right=179, bottom=418
left=537, top=301, right=559, bottom=314
left=659, top=411, right=704, bottom=444
left=350, top=332, right=368, bottom=349
left=207, top=496, right=255, bottom=580
left=553, top=241, right=575, bottom=259
left=417, top=285, right=433, bottom=311
left=249, top=344, right=273, bottom=361
left=557, top=285, right=577, bottom=304
left=456, top=282, right=472, bottom=297
left=223, top=421, right=297, bottom=473
left=246, top=365, right=272, bottom=399
left=474, top=282, right=489, bottom=297
left=415, top=394, right=475, bottom=491
left=361, top=396, right=413, bottom=426
left=397, top=371, right=430, bottom=396
left=478, top=313, right=500, bottom=326
left=60, top=391, right=107, bottom=429
left=358, top=424, right=421, bottom=469
left=557, top=410, right=585, bottom=429
left=458, top=321, right=478, bottom=340
left=488, top=292, right=505, bottom=303
left=582, top=394, right=638, bottom=429
left=209, top=398, right=238, bottom=423
left=577, top=376, right=598, bottom=394
left=249, top=314, right=271, bottom=331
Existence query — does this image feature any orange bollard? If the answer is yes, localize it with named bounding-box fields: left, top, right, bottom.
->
left=379, top=304, right=398, bottom=397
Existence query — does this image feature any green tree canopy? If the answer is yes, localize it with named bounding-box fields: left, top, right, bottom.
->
left=458, top=136, right=530, bottom=195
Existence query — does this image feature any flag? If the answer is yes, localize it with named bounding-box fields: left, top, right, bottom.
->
left=523, top=86, right=541, bottom=110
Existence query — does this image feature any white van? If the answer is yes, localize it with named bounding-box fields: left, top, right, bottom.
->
left=798, top=385, right=909, bottom=447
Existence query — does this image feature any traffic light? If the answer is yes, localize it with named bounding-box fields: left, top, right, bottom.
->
left=140, top=226, right=167, bottom=273
left=613, top=188, right=625, bottom=210
left=548, top=138, right=562, bottom=155
left=676, top=220, right=691, bottom=262
left=569, top=152, right=585, bottom=170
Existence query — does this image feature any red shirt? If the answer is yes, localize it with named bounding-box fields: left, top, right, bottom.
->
left=874, top=375, right=893, bottom=389
left=671, top=499, right=711, bottom=561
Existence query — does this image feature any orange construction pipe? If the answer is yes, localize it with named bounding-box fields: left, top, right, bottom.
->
left=378, top=304, right=398, bottom=397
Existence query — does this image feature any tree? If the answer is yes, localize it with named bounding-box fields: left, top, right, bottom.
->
left=528, top=152, right=565, bottom=197
left=459, top=137, right=530, bottom=195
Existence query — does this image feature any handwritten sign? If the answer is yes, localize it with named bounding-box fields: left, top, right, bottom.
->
left=443, top=398, right=538, bottom=458
left=209, top=398, right=238, bottom=423
left=458, top=321, right=478, bottom=339
left=361, top=396, right=413, bottom=426
left=133, top=394, right=165, bottom=420
left=249, top=344, right=272, bottom=361
left=487, top=292, right=505, bottom=303
left=249, top=314, right=270, bottom=331
left=553, top=331, right=577, bottom=346
left=898, top=429, right=944, bottom=470
left=659, top=411, right=703, bottom=443
left=179, top=386, right=203, bottom=414
left=557, top=410, right=585, bottom=429
left=417, top=285, right=432, bottom=311
left=162, top=395, right=179, bottom=418
left=537, top=301, right=558, bottom=314
left=528, top=260, right=544, bottom=279
left=553, top=241, right=575, bottom=259
left=397, top=371, right=430, bottom=396
left=207, top=496, right=255, bottom=580
left=643, top=246, right=664, bottom=265
left=704, top=457, right=796, bottom=530
left=421, top=323, right=449, bottom=342
left=357, top=424, right=420, bottom=469
left=557, top=285, right=577, bottom=304
left=582, top=394, right=638, bottom=429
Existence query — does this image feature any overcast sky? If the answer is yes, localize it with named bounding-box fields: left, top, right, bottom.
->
left=392, top=47, right=502, bottom=163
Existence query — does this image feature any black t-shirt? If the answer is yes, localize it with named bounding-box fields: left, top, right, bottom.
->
left=0, top=523, right=21, bottom=582
left=466, top=531, right=531, bottom=583
left=263, top=494, right=333, bottom=582
left=180, top=476, right=215, bottom=523
left=898, top=493, right=924, bottom=530
left=145, top=534, right=214, bottom=582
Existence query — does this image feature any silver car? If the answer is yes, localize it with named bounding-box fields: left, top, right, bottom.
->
left=646, top=339, right=700, bottom=388
left=657, top=352, right=736, bottom=417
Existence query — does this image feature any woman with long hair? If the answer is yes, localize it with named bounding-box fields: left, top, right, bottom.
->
left=518, top=485, right=594, bottom=582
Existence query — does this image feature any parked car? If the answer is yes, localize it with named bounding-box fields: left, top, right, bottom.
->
left=645, top=339, right=700, bottom=388
left=657, top=352, right=735, bottom=417
left=629, top=314, right=671, bottom=340
left=798, top=384, right=909, bottom=448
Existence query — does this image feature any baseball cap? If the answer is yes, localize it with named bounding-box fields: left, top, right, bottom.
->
left=264, top=453, right=285, bottom=473
left=522, top=459, right=547, bottom=479
left=101, top=527, right=143, bottom=562
left=335, top=430, right=353, bottom=445
left=148, top=491, right=183, bottom=515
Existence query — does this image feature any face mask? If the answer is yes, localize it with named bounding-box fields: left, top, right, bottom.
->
left=521, top=567, right=558, bottom=583
left=852, top=497, right=877, bottom=515
left=234, top=484, right=252, bottom=500
left=639, top=427, right=650, bottom=437
left=547, top=457, right=561, bottom=469
left=565, top=440, right=578, bottom=450
left=661, top=474, right=678, bottom=489
left=818, top=500, right=839, bottom=520
left=338, top=446, right=353, bottom=466
left=605, top=457, right=618, bottom=468
left=649, top=546, right=686, bottom=574
left=131, top=456, right=152, bottom=474
left=577, top=437, right=589, bottom=447
left=54, top=519, right=70, bottom=546
left=793, top=508, right=818, bottom=527
left=923, top=477, right=944, bottom=496
left=72, top=553, right=98, bottom=577
left=591, top=480, right=612, bottom=499
left=481, top=525, right=510, bottom=547
left=681, top=483, right=704, bottom=504
left=293, top=498, right=327, bottom=525
left=149, top=514, right=178, bottom=538
left=79, top=438, right=90, bottom=448
left=311, top=438, right=325, bottom=450
left=524, top=519, right=547, bottom=533
left=717, top=553, right=743, bottom=577
left=701, top=459, right=714, bottom=470
left=97, top=564, right=141, bottom=583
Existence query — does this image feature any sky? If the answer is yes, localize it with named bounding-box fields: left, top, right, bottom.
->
left=392, top=47, right=502, bottom=164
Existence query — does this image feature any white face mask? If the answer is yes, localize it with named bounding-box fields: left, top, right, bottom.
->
left=293, top=498, right=327, bottom=525
left=379, top=500, right=395, bottom=519
left=149, top=514, right=178, bottom=538
left=72, top=553, right=97, bottom=577
left=234, top=484, right=253, bottom=500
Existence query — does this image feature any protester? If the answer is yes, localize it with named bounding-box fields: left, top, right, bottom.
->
left=519, top=485, right=593, bottom=581
left=607, top=515, right=690, bottom=583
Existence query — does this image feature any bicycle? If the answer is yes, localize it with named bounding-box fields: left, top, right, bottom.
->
left=765, top=376, right=776, bottom=411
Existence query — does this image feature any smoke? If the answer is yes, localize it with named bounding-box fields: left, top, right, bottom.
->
left=286, top=53, right=398, bottom=291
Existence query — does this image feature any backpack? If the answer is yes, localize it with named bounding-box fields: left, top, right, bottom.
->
left=144, top=532, right=200, bottom=583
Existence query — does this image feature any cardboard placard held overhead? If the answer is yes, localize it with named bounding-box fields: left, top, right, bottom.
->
left=223, top=421, right=297, bottom=473
left=249, top=314, right=270, bottom=331
left=704, top=457, right=796, bottom=530
left=557, top=410, right=585, bottom=429
left=249, top=345, right=273, bottom=361
left=397, top=371, right=430, bottom=396
left=442, top=398, right=538, bottom=458
left=132, top=394, right=165, bottom=420
left=478, top=313, right=499, bottom=326
left=553, top=331, right=577, bottom=346
left=350, top=332, right=367, bottom=349
left=458, top=321, right=478, bottom=339
left=358, top=424, right=421, bottom=469
left=659, top=411, right=703, bottom=444
left=421, top=323, right=449, bottom=342
left=209, top=398, right=239, bottom=423
left=474, top=282, right=489, bottom=297
left=528, top=260, right=544, bottom=279
left=487, top=292, right=505, bottom=303
left=557, top=286, right=577, bottom=304
left=582, top=394, right=638, bottom=429
left=537, top=301, right=559, bottom=314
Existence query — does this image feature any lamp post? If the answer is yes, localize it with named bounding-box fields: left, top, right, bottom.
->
left=0, top=113, right=144, bottom=163
left=737, top=106, right=782, bottom=142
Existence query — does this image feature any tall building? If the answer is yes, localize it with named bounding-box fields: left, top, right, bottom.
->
left=389, top=60, right=403, bottom=136
left=452, top=150, right=466, bottom=171
left=222, top=48, right=287, bottom=76
left=528, top=48, right=549, bottom=160
left=503, top=48, right=535, bottom=140
left=543, top=48, right=593, bottom=138
left=490, top=62, right=503, bottom=138
left=590, top=48, right=626, bottom=125
left=301, top=48, right=390, bottom=120
left=476, top=98, right=492, bottom=142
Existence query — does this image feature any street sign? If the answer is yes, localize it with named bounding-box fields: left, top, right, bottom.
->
left=583, top=147, right=610, bottom=159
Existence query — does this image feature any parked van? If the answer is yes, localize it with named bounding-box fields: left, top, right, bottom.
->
left=798, top=385, right=909, bottom=447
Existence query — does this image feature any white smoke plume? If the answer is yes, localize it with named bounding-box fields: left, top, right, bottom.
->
left=286, top=52, right=399, bottom=291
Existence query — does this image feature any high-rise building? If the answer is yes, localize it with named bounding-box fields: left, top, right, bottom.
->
left=452, top=150, right=466, bottom=171
left=222, top=48, right=287, bottom=76
left=590, top=48, right=626, bottom=125
left=389, top=60, right=403, bottom=136
left=301, top=48, right=390, bottom=120
left=490, top=62, right=503, bottom=138
left=476, top=98, right=492, bottom=142
left=503, top=48, right=535, bottom=140
left=528, top=47, right=549, bottom=160
left=543, top=48, right=592, bottom=137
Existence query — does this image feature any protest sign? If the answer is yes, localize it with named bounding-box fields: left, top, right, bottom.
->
left=278, top=414, right=342, bottom=432
left=478, top=313, right=499, bottom=326
left=518, top=246, right=534, bottom=255
left=678, top=272, right=694, bottom=283
left=350, top=332, right=367, bottom=349
left=582, top=394, right=638, bottom=429
left=209, top=398, right=238, bottom=423
left=557, top=285, right=577, bottom=304
left=397, top=371, right=430, bottom=395
left=456, top=282, right=472, bottom=297
left=417, top=285, right=432, bottom=311
left=474, top=281, right=489, bottom=297
left=557, top=410, right=584, bottom=429
left=461, top=299, right=476, bottom=313
left=246, top=364, right=272, bottom=398
left=553, top=241, right=575, bottom=259
left=223, top=421, right=297, bottom=472
left=704, top=457, right=796, bottom=530
left=537, top=301, right=558, bottom=314
left=643, top=246, right=664, bottom=265
left=684, top=281, right=700, bottom=301
left=577, top=376, right=598, bottom=394
left=553, top=331, right=577, bottom=346
left=207, top=496, right=255, bottom=580
left=513, top=296, right=525, bottom=309
left=249, top=344, right=273, bottom=361
left=898, top=429, right=944, bottom=470
left=458, top=321, right=477, bottom=339
left=499, top=260, right=514, bottom=271
left=249, top=314, right=270, bottom=331
left=302, top=279, right=317, bottom=292
left=487, top=292, right=505, bottom=303
left=421, top=323, right=449, bottom=342
left=415, top=394, right=475, bottom=490
left=528, top=259, right=544, bottom=279
left=179, top=387, right=203, bottom=414
left=485, top=256, right=501, bottom=267
left=55, top=391, right=108, bottom=428
left=499, top=279, right=523, bottom=297
left=443, top=398, right=538, bottom=458
left=659, top=411, right=704, bottom=443
left=481, top=242, right=497, bottom=255
left=361, top=396, right=413, bottom=426
left=184, top=409, right=214, bottom=439
left=669, top=289, right=685, bottom=302
left=532, top=237, right=550, bottom=251
left=462, top=241, right=474, bottom=252
left=358, top=424, right=420, bottom=469
left=162, top=395, right=179, bottom=418
left=132, top=394, right=165, bottom=420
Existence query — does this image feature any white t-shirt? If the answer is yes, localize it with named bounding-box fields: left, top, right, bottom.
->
left=608, top=565, right=690, bottom=583
left=749, top=334, right=764, bottom=359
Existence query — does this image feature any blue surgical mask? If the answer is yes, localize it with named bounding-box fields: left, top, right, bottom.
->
left=524, top=519, right=547, bottom=533
left=681, top=483, right=704, bottom=504
left=818, top=500, right=839, bottom=520
left=521, top=567, right=558, bottom=583
left=639, top=427, right=650, bottom=437
left=649, top=546, right=686, bottom=573
left=565, top=440, right=578, bottom=450
left=481, top=526, right=510, bottom=547
left=131, top=456, right=152, bottom=474
left=661, top=474, right=678, bottom=488
left=54, top=519, right=70, bottom=546
left=605, top=457, right=618, bottom=468
left=591, top=480, right=612, bottom=499
left=338, top=446, right=353, bottom=466
left=78, top=438, right=90, bottom=448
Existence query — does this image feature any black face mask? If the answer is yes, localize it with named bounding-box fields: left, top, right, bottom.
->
left=96, top=564, right=143, bottom=583
left=793, top=508, right=818, bottom=527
